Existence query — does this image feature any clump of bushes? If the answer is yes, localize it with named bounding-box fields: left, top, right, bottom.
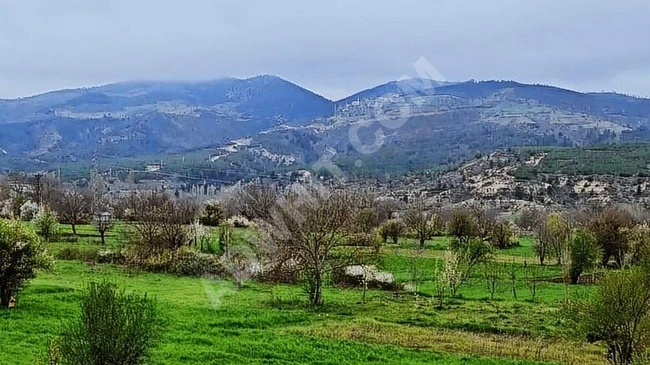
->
left=333, top=265, right=399, bottom=291
left=125, top=247, right=225, bottom=277
left=98, top=249, right=126, bottom=265
left=56, top=246, right=125, bottom=265
left=227, top=215, right=255, bottom=228
left=55, top=246, right=100, bottom=262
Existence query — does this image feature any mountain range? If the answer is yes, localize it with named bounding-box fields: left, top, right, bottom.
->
left=2, top=75, right=650, bottom=179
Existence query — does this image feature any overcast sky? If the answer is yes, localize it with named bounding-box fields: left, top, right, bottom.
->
left=1, top=0, right=649, bottom=100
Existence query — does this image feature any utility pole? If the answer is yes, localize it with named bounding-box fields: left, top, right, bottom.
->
left=34, top=173, right=43, bottom=209
left=90, top=140, right=103, bottom=214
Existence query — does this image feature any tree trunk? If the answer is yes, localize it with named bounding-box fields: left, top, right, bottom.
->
left=614, top=253, right=623, bottom=269
left=0, top=287, right=11, bottom=308
left=311, top=271, right=323, bottom=307
left=601, top=253, right=611, bottom=267
left=100, top=231, right=106, bottom=245
left=569, top=269, right=581, bottom=285
left=419, top=237, right=425, bottom=250
left=71, top=223, right=77, bottom=236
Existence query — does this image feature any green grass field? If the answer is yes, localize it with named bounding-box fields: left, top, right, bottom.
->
left=0, top=224, right=605, bottom=365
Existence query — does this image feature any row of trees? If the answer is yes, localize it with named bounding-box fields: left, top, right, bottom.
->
left=517, top=205, right=650, bottom=284
left=378, top=203, right=517, bottom=251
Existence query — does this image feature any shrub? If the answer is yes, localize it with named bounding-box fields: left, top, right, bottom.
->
left=43, top=281, right=158, bottom=365
left=488, top=221, right=517, bottom=249
left=332, top=265, right=399, bottom=291
left=125, top=247, right=224, bottom=277
left=227, top=215, right=254, bottom=228
left=447, top=209, right=478, bottom=243
left=199, top=201, right=224, bottom=227
left=568, top=229, right=601, bottom=284
left=220, top=245, right=258, bottom=288
left=34, top=208, right=60, bottom=242
left=445, top=238, right=492, bottom=298
left=20, top=200, right=39, bottom=221
left=170, top=249, right=225, bottom=277
left=378, top=219, right=406, bottom=244
left=55, top=246, right=100, bottom=263
left=0, top=220, right=53, bottom=308
left=97, top=249, right=126, bottom=265
left=573, top=268, right=650, bottom=365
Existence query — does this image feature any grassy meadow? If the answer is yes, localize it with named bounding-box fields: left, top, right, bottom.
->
left=0, top=223, right=605, bottom=365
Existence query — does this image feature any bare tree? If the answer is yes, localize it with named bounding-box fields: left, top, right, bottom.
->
left=404, top=200, right=437, bottom=249
left=588, top=206, right=636, bottom=268
left=575, top=268, right=650, bottom=365
left=483, top=260, right=503, bottom=300
left=469, top=205, right=498, bottom=242
left=38, top=174, right=61, bottom=208
left=536, top=224, right=552, bottom=266
left=0, top=176, right=9, bottom=201
left=233, top=184, right=278, bottom=221
left=259, top=185, right=362, bottom=307
left=523, top=260, right=541, bottom=301
left=375, top=197, right=401, bottom=223
left=94, top=213, right=113, bottom=246
left=447, top=208, right=477, bottom=244
left=546, top=212, right=572, bottom=265
left=488, top=221, right=516, bottom=249
left=54, top=188, right=92, bottom=236
left=516, top=206, right=546, bottom=234
left=127, top=192, right=199, bottom=253
left=2, top=173, right=29, bottom=218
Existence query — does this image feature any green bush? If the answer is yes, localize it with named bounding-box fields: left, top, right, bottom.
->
left=41, top=281, right=158, bottom=365
left=488, top=222, right=517, bottom=249
left=378, top=219, right=405, bottom=244
left=55, top=246, right=100, bottom=262
left=573, top=268, right=650, bottom=365
left=0, top=219, right=54, bottom=307
left=97, top=249, right=126, bottom=265
left=125, top=247, right=225, bottom=277
left=34, top=208, right=60, bottom=242
left=568, top=229, right=600, bottom=284
left=199, top=201, right=224, bottom=227
left=170, top=249, right=225, bottom=277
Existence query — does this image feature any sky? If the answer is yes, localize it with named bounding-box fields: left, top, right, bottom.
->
left=1, top=0, right=650, bottom=101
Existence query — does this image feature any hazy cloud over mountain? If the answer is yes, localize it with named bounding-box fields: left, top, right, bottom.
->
left=1, top=0, right=649, bottom=100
